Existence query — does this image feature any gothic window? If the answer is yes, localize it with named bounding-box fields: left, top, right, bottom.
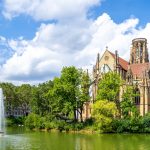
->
left=140, top=44, right=143, bottom=63
left=127, top=73, right=132, bottom=83
left=148, top=70, right=150, bottom=79
left=140, top=44, right=143, bottom=57
left=100, top=64, right=111, bottom=73
left=136, top=48, right=139, bottom=58
left=135, top=88, right=140, bottom=105
left=132, top=55, right=134, bottom=64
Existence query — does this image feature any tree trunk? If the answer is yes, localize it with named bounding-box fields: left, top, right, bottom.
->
left=73, top=108, right=77, bottom=122
left=80, top=108, right=83, bottom=122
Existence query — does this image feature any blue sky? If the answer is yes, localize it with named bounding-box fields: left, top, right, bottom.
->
left=0, top=0, right=150, bottom=84
left=93, top=0, right=150, bottom=26
left=1, top=0, right=150, bottom=39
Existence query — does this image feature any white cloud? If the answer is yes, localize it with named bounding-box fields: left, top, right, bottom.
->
left=1, top=0, right=150, bottom=84
left=3, top=0, right=100, bottom=20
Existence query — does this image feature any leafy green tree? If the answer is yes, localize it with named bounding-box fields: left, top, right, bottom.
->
left=77, top=70, right=90, bottom=122
left=46, top=77, right=65, bottom=118
left=59, top=66, right=80, bottom=121
left=92, top=100, right=118, bottom=132
left=46, top=66, right=91, bottom=122
left=96, top=72, right=122, bottom=115
left=121, top=86, right=139, bottom=119
left=96, top=72, right=121, bottom=102
left=0, top=82, right=17, bottom=113
left=16, top=84, right=32, bottom=116
left=30, top=80, right=53, bottom=116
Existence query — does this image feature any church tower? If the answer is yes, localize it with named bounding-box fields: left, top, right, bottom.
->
left=130, top=38, right=149, bottom=64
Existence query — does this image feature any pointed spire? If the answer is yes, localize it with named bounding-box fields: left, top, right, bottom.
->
left=106, top=46, right=108, bottom=51
left=115, top=50, right=119, bottom=65
left=97, top=53, right=100, bottom=62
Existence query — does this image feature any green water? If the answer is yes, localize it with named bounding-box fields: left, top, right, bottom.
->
left=1, top=127, right=150, bottom=150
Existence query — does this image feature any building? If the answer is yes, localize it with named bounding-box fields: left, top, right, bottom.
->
left=82, top=38, right=150, bottom=120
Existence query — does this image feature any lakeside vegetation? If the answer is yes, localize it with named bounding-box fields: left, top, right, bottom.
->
left=1, top=66, right=150, bottom=133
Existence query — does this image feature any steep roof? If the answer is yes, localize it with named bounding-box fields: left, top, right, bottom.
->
left=129, top=63, right=150, bottom=78
left=108, top=51, right=129, bottom=71
left=104, top=50, right=150, bottom=78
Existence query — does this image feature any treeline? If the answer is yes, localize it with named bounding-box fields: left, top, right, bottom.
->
left=2, top=67, right=150, bottom=133
left=0, top=66, right=91, bottom=129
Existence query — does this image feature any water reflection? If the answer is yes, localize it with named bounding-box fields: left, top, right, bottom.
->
left=1, top=128, right=150, bottom=150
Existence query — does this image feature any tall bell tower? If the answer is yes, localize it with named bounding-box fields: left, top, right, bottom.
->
left=130, top=38, right=149, bottom=64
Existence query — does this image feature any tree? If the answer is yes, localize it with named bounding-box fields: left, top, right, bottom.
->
left=92, top=100, right=118, bottom=132
left=16, top=84, right=32, bottom=116
left=0, top=82, right=17, bottom=113
left=121, top=86, right=139, bottom=119
left=96, top=72, right=122, bottom=114
left=96, top=72, right=121, bottom=102
left=30, top=80, right=53, bottom=116
left=77, top=70, right=90, bottom=122
left=60, top=66, right=80, bottom=121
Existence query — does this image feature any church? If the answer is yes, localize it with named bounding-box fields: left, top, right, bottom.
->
left=82, top=38, right=150, bottom=120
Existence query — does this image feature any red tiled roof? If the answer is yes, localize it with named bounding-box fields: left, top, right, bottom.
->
left=109, top=51, right=129, bottom=70
left=129, top=63, right=150, bottom=78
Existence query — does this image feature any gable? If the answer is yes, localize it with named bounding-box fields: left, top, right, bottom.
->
left=98, top=50, right=115, bottom=72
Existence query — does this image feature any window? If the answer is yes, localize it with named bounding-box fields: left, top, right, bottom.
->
left=136, top=48, right=139, bottom=57
left=100, top=64, right=111, bottom=73
left=135, top=88, right=140, bottom=105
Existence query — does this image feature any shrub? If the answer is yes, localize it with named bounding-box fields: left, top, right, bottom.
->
left=142, top=113, right=150, bottom=132
left=92, top=100, right=118, bottom=133
left=45, top=121, right=56, bottom=130
left=25, top=113, right=40, bottom=129
left=6, top=116, right=26, bottom=126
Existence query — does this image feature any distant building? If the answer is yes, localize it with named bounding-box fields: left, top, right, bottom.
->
left=82, top=38, right=150, bottom=120
left=6, top=101, right=30, bottom=117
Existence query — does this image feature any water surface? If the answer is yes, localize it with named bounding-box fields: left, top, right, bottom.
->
left=1, top=127, right=150, bottom=150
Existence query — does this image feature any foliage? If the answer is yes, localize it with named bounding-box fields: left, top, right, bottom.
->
left=112, top=117, right=143, bottom=133
left=121, top=86, right=139, bottom=119
left=3, top=65, right=150, bottom=134
left=0, top=82, right=17, bottom=111
left=141, top=113, right=150, bottom=132
left=16, top=84, right=32, bottom=115
left=25, top=113, right=41, bottom=129
left=92, top=100, right=118, bottom=133
left=77, top=70, right=90, bottom=121
left=30, top=80, right=54, bottom=116
left=96, top=72, right=121, bottom=102
left=6, top=116, right=26, bottom=126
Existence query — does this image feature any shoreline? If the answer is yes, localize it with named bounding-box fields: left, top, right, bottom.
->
left=31, top=128, right=98, bottom=134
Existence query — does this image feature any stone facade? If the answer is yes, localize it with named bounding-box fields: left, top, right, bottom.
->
left=82, top=38, right=150, bottom=120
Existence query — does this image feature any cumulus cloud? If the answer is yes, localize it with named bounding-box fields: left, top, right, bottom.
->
left=1, top=0, right=150, bottom=84
left=0, top=13, right=150, bottom=84
left=3, top=0, right=100, bottom=20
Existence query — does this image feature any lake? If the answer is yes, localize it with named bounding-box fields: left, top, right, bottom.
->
left=1, top=127, right=150, bottom=150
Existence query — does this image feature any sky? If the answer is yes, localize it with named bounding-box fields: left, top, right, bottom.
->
left=0, top=0, right=150, bottom=84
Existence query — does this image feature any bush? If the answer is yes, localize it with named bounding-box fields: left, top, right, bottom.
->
left=45, top=121, right=56, bottom=130
left=70, top=122, right=84, bottom=131
left=92, top=100, right=118, bottom=133
left=37, top=117, right=46, bottom=129
left=25, top=113, right=40, bottom=129
left=112, top=117, right=143, bottom=133
left=141, top=113, right=150, bottom=132
left=6, top=116, right=26, bottom=126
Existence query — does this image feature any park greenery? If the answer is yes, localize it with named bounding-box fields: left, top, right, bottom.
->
left=1, top=67, right=150, bottom=133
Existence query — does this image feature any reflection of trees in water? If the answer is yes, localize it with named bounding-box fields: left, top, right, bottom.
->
left=1, top=132, right=150, bottom=150
left=74, top=134, right=150, bottom=150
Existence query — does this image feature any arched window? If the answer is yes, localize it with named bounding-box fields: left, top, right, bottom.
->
left=100, top=64, right=111, bottom=73
left=135, top=88, right=140, bottom=105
